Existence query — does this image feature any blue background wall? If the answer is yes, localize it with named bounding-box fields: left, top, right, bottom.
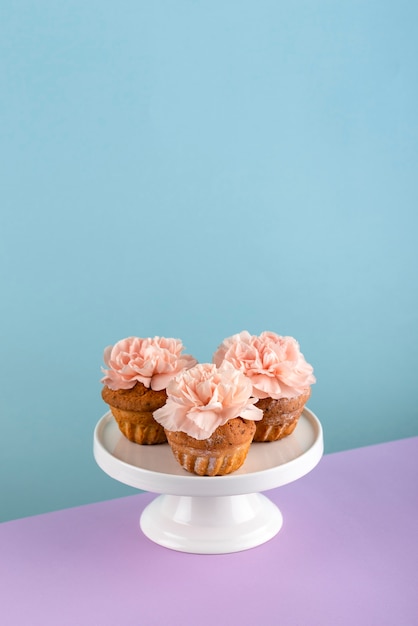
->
left=1, top=0, right=417, bottom=522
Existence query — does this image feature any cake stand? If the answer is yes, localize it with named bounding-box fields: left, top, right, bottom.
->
left=93, top=408, right=323, bottom=554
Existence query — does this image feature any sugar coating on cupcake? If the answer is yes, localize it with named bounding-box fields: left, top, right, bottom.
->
left=153, top=362, right=263, bottom=475
left=213, top=331, right=315, bottom=442
left=101, top=336, right=197, bottom=444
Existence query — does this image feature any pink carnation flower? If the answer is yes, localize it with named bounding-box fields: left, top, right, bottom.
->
left=153, top=362, right=263, bottom=440
left=101, top=336, right=197, bottom=391
left=213, top=330, right=315, bottom=400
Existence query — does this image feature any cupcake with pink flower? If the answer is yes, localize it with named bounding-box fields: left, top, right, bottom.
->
left=101, top=336, right=197, bottom=444
left=213, top=331, right=316, bottom=442
left=153, top=362, right=263, bottom=475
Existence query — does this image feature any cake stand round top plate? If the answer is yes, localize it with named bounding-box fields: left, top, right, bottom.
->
left=94, top=408, right=323, bottom=497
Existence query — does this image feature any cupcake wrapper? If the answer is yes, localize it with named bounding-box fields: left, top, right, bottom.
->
left=110, top=406, right=167, bottom=445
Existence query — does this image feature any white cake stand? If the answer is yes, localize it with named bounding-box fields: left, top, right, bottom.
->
left=93, top=408, right=323, bottom=554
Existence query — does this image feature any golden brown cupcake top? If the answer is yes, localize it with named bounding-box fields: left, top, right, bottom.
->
left=255, top=387, right=311, bottom=415
left=102, top=382, right=167, bottom=412
left=165, top=417, right=256, bottom=451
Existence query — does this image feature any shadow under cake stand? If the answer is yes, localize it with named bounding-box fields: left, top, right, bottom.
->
left=94, top=408, right=323, bottom=554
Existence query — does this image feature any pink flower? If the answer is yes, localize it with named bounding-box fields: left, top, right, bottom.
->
left=101, top=336, right=197, bottom=391
left=153, top=362, right=263, bottom=440
left=213, top=330, right=315, bottom=400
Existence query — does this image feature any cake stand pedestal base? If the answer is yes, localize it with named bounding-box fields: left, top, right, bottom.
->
left=140, top=493, right=283, bottom=554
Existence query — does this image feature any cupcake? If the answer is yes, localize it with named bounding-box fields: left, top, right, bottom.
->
left=153, top=362, right=263, bottom=475
left=213, top=331, right=315, bottom=442
left=101, top=336, right=197, bottom=444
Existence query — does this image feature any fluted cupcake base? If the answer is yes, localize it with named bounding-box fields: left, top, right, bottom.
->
left=110, top=406, right=167, bottom=445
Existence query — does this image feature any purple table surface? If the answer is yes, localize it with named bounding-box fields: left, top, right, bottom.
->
left=1, top=437, right=418, bottom=626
